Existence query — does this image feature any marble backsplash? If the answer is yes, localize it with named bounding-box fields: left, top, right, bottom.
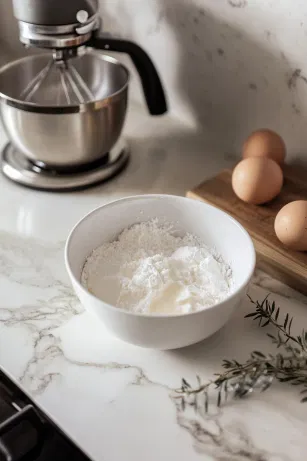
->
left=1, top=0, right=307, bottom=159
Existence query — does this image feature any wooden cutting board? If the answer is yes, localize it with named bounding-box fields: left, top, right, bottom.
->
left=187, top=165, right=307, bottom=295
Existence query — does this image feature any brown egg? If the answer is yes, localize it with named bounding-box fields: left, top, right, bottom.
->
left=242, top=129, right=286, bottom=165
left=232, top=157, right=283, bottom=205
left=274, top=201, right=307, bottom=251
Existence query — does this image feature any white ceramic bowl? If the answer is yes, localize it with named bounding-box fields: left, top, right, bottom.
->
left=65, top=195, right=255, bottom=349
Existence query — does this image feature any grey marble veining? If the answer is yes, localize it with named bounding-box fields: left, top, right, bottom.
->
left=0, top=103, right=306, bottom=459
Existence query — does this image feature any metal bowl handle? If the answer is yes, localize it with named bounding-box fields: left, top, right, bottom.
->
left=88, top=35, right=168, bottom=115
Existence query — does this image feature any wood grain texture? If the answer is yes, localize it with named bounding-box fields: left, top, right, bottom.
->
left=187, top=165, right=307, bottom=295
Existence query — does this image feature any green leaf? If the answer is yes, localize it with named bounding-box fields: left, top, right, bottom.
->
left=217, top=389, right=222, bottom=407
left=301, top=396, right=307, bottom=403
left=275, top=308, right=280, bottom=321
left=262, top=379, right=273, bottom=392
left=260, top=296, right=268, bottom=308
left=267, top=333, right=277, bottom=341
left=277, top=331, right=283, bottom=348
left=279, top=376, right=295, bottom=382
left=205, top=390, right=209, bottom=413
left=182, top=378, right=191, bottom=388
left=237, top=388, right=249, bottom=398
left=247, top=294, right=255, bottom=304
left=258, top=318, right=263, bottom=326
left=215, top=377, right=226, bottom=386
left=288, top=317, right=293, bottom=334
left=252, top=351, right=266, bottom=358
left=245, top=312, right=256, bottom=318
left=224, top=381, right=228, bottom=401
left=231, top=370, right=243, bottom=376
left=253, top=314, right=262, bottom=320
left=284, top=314, right=289, bottom=329
left=194, top=394, right=198, bottom=412
left=261, top=320, right=270, bottom=327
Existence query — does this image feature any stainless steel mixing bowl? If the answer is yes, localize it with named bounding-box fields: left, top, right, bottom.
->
left=0, top=51, right=129, bottom=168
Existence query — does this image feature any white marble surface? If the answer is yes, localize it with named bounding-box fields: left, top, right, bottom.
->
left=0, top=107, right=306, bottom=460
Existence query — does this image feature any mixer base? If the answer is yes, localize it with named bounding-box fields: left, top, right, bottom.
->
left=1, top=140, right=129, bottom=191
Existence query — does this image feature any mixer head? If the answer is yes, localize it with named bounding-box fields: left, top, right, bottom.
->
left=9, top=0, right=168, bottom=116
left=11, top=0, right=100, bottom=105
left=12, top=0, right=99, bottom=49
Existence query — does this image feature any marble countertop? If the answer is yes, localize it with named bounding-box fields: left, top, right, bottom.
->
left=0, top=106, right=306, bottom=461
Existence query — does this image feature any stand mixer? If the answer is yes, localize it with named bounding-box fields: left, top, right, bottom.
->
left=0, top=0, right=167, bottom=191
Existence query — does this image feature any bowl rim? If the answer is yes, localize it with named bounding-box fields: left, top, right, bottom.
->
left=0, top=51, right=130, bottom=114
left=64, top=194, right=256, bottom=318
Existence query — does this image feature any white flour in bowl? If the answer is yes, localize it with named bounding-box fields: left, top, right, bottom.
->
left=81, top=220, right=233, bottom=315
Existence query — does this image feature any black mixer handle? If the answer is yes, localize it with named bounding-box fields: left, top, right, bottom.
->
left=88, top=35, right=168, bottom=116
